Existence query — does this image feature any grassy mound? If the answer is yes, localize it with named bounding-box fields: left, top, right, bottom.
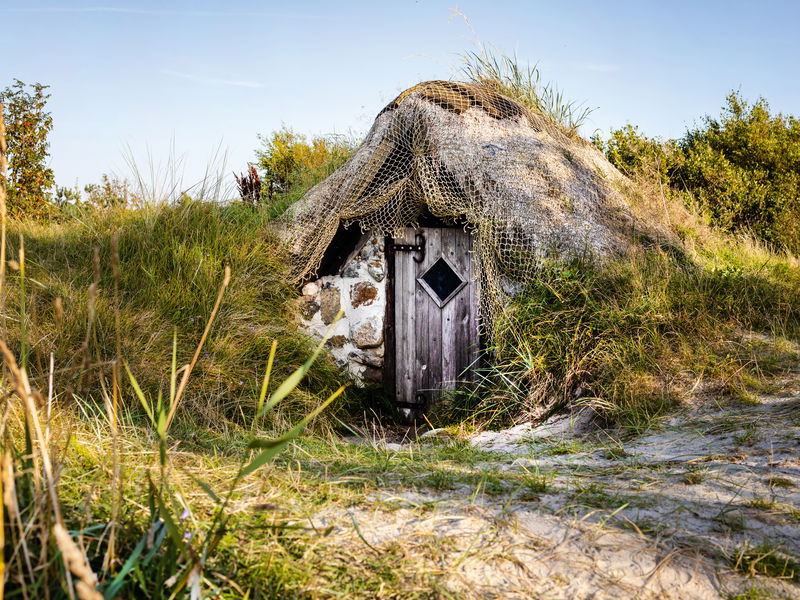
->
left=432, top=180, right=800, bottom=430
left=4, top=199, right=346, bottom=430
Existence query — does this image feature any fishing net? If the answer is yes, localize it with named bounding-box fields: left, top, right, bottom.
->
left=281, top=80, right=632, bottom=333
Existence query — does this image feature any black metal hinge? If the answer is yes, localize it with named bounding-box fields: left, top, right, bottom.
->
left=390, top=232, right=426, bottom=263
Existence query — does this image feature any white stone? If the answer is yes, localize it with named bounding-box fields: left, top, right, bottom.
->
left=302, top=281, right=320, bottom=297
left=351, top=318, right=382, bottom=348
left=298, top=238, right=387, bottom=385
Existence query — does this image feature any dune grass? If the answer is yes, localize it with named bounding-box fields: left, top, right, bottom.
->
left=3, top=200, right=349, bottom=431
left=459, top=45, right=593, bottom=134
left=432, top=197, right=800, bottom=432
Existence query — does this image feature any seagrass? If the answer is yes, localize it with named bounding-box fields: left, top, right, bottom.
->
left=282, top=80, right=636, bottom=331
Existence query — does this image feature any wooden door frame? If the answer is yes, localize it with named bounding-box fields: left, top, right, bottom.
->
left=383, top=232, right=397, bottom=406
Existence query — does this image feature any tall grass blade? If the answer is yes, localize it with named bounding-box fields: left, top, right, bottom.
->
left=242, top=383, right=346, bottom=477
left=124, top=363, right=154, bottom=424
left=253, top=339, right=277, bottom=429
left=259, top=310, right=342, bottom=417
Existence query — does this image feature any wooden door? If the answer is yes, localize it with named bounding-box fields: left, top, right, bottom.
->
left=391, top=227, right=479, bottom=411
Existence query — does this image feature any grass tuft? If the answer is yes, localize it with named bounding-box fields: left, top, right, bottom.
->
left=732, top=542, right=800, bottom=582
left=460, top=45, right=593, bottom=133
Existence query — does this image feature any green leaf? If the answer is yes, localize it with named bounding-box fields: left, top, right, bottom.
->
left=154, top=490, right=185, bottom=549
left=241, top=384, right=346, bottom=477
left=259, top=310, right=342, bottom=416
left=185, top=473, right=221, bottom=505
left=125, top=362, right=154, bottom=424
left=238, top=439, right=293, bottom=479
left=103, top=532, right=148, bottom=599
left=253, top=339, right=278, bottom=428
left=169, top=328, right=178, bottom=405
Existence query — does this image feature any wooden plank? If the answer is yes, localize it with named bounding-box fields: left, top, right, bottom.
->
left=465, top=230, right=479, bottom=376
left=383, top=235, right=396, bottom=403
left=415, top=228, right=442, bottom=406
left=394, top=227, right=416, bottom=405
left=441, top=227, right=475, bottom=389
left=459, top=228, right=479, bottom=381
left=439, top=227, right=457, bottom=390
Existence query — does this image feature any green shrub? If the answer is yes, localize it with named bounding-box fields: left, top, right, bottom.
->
left=591, top=124, right=676, bottom=182
left=597, top=92, right=800, bottom=253
left=83, top=173, right=137, bottom=208
left=675, top=92, right=800, bottom=252
left=256, top=127, right=355, bottom=218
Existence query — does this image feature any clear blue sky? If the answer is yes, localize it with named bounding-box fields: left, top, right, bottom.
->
left=3, top=0, right=799, bottom=194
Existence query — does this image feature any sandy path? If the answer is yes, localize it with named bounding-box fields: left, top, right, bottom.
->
left=312, top=381, right=800, bottom=599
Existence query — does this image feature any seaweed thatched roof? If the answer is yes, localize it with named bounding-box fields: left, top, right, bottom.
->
left=282, top=80, right=637, bottom=317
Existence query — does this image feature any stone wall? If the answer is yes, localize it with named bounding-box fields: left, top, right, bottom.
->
left=297, top=236, right=386, bottom=384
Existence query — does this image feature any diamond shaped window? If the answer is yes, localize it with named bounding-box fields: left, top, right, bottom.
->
left=418, top=257, right=467, bottom=307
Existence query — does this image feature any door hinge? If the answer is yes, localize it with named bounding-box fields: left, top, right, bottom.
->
left=391, top=232, right=426, bottom=263
left=394, top=393, right=428, bottom=410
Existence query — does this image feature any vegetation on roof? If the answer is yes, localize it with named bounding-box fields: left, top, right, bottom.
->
left=459, top=45, right=593, bottom=134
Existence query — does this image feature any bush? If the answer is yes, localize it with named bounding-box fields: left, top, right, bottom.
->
left=591, top=124, right=676, bottom=182
left=597, top=92, right=800, bottom=253
left=256, top=127, right=355, bottom=218
left=675, top=92, right=800, bottom=252
left=83, top=173, right=137, bottom=208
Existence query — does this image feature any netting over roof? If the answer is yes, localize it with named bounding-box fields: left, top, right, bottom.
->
left=282, top=80, right=635, bottom=331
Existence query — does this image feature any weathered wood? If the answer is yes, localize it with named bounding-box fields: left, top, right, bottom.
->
left=383, top=235, right=396, bottom=402
left=441, top=227, right=476, bottom=389
left=393, top=226, right=478, bottom=408
left=464, top=229, right=479, bottom=373
left=394, top=227, right=417, bottom=405
left=416, top=229, right=442, bottom=406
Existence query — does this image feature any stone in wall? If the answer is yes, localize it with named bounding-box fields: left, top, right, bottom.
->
left=341, top=262, right=360, bottom=278
left=361, top=366, right=382, bottom=383
left=327, top=335, right=347, bottom=348
left=352, top=318, right=382, bottom=348
left=350, top=347, right=383, bottom=367
left=319, top=285, right=341, bottom=325
left=351, top=281, right=378, bottom=308
left=302, top=282, right=320, bottom=297
left=299, top=300, right=320, bottom=320
left=368, top=261, right=385, bottom=282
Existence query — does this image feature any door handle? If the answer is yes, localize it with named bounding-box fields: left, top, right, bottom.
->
left=413, top=232, right=426, bottom=263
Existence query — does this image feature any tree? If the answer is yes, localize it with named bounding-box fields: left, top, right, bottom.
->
left=0, top=80, right=55, bottom=218
left=675, top=92, right=800, bottom=251
left=256, top=128, right=354, bottom=203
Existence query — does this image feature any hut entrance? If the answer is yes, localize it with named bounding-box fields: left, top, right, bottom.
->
left=389, top=226, right=479, bottom=412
